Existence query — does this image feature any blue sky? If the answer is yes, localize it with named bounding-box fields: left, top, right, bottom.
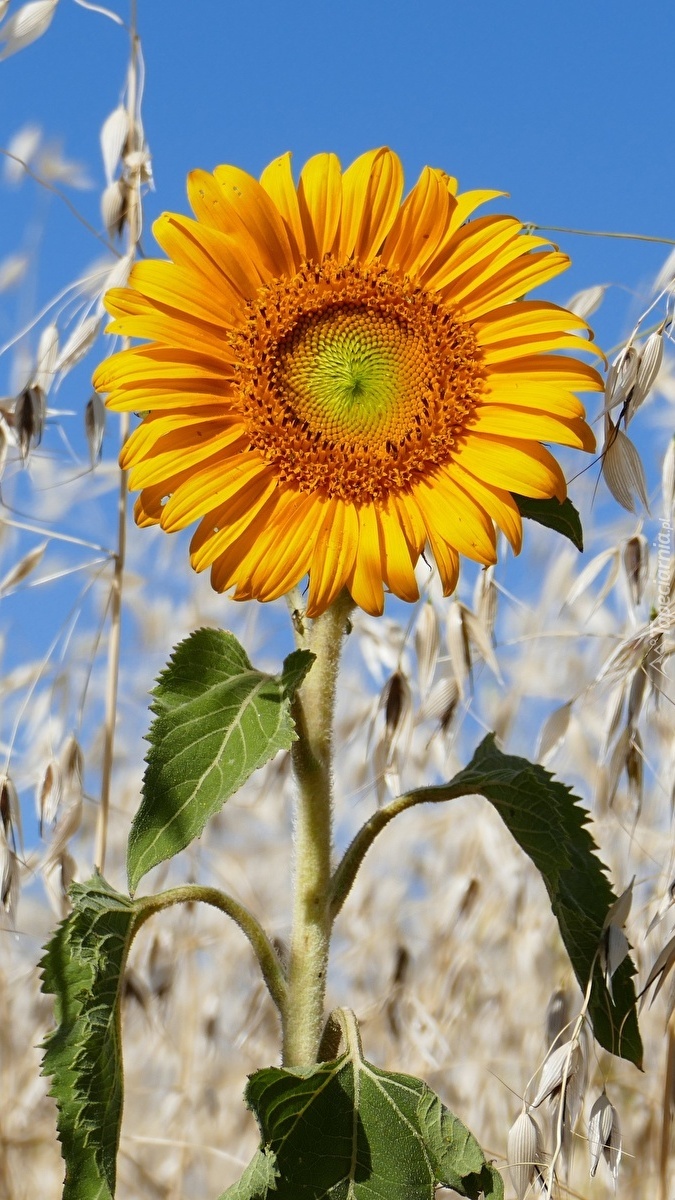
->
left=0, top=0, right=673, bottom=839
left=2, top=0, right=674, bottom=331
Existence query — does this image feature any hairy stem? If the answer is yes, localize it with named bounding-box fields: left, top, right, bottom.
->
left=282, top=591, right=354, bottom=1067
left=136, top=885, right=287, bottom=1016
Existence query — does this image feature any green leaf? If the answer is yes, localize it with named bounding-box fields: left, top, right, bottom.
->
left=514, top=494, right=584, bottom=551
left=218, top=1148, right=279, bottom=1200
left=40, top=874, right=143, bottom=1200
left=128, top=629, right=314, bottom=891
left=420, top=735, right=642, bottom=1066
left=228, top=1011, right=501, bottom=1200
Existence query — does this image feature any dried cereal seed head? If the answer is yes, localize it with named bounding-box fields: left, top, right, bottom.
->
left=34, top=322, right=59, bottom=394
left=445, top=600, right=472, bottom=697
left=544, top=988, right=570, bottom=1043
left=629, top=329, right=664, bottom=419
left=85, top=393, right=106, bottom=465
left=0, top=0, right=58, bottom=61
left=622, top=535, right=648, bottom=608
left=100, top=104, right=130, bottom=185
left=602, top=415, right=649, bottom=513
left=473, top=564, right=498, bottom=640
left=642, top=930, right=675, bottom=1007
left=101, top=178, right=128, bottom=239
left=538, top=702, right=573, bottom=763
left=531, top=1039, right=581, bottom=1108
left=566, top=284, right=606, bottom=321
left=605, top=344, right=639, bottom=414
left=588, top=1091, right=621, bottom=1179
left=14, top=384, right=45, bottom=458
left=55, top=314, right=102, bottom=376
left=602, top=877, right=634, bottom=931
left=0, top=827, right=19, bottom=915
left=600, top=923, right=630, bottom=1000
left=662, top=435, right=675, bottom=517
left=419, top=675, right=459, bottom=725
left=507, top=1108, right=542, bottom=1200
left=60, top=734, right=84, bottom=793
left=0, top=252, right=29, bottom=292
left=383, top=671, right=407, bottom=735
left=37, top=758, right=62, bottom=833
left=0, top=539, right=47, bottom=595
left=414, top=601, right=440, bottom=695
left=4, top=122, right=42, bottom=182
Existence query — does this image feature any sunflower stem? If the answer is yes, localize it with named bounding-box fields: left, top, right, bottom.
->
left=282, top=591, right=354, bottom=1067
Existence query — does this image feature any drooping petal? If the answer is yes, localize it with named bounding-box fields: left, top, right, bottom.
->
left=306, top=498, right=359, bottom=617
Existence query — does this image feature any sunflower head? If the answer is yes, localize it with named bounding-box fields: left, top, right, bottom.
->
left=93, top=148, right=601, bottom=617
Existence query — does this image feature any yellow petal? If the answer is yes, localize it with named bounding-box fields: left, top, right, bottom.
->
left=122, top=260, right=238, bottom=327
left=189, top=472, right=278, bottom=571
left=421, top=216, right=523, bottom=291
left=424, top=524, right=460, bottom=596
left=390, top=492, right=427, bottom=557
left=488, top=355, right=604, bottom=390
left=474, top=299, right=591, bottom=340
left=480, top=381, right=586, bottom=419
left=448, top=462, right=523, bottom=552
left=209, top=491, right=291, bottom=593
left=439, top=233, right=554, bottom=305
left=248, top=493, right=321, bottom=600
left=121, top=409, right=237, bottom=468
left=259, top=151, right=306, bottom=263
left=212, top=164, right=297, bottom=278
left=454, top=251, right=570, bottom=320
left=454, top=434, right=567, bottom=500
left=306, top=499, right=359, bottom=617
left=188, top=168, right=291, bottom=276
left=445, top=188, right=507, bottom=237
left=381, top=166, right=452, bottom=276
left=153, top=213, right=265, bottom=301
left=348, top=504, right=385, bottom=615
left=128, top=425, right=246, bottom=490
left=377, top=499, right=420, bottom=603
left=414, top=472, right=497, bottom=565
left=160, top=451, right=269, bottom=530
left=105, top=292, right=232, bottom=359
left=337, top=147, right=404, bottom=262
left=469, top=404, right=596, bottom=451
left=297, top=152, right=342, bottom=262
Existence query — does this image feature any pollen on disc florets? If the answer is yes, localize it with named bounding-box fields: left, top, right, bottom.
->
left=232, top=257, right=486, bottom=505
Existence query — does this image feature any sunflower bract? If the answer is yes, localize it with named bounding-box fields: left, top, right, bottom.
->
left=93, top=148, right=601, bottom=616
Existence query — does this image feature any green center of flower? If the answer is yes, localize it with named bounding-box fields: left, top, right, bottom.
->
left=278, top=306, right=423, bottom=444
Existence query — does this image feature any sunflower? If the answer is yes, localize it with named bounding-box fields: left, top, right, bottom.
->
left=93, top=148, right=600, bottom=616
